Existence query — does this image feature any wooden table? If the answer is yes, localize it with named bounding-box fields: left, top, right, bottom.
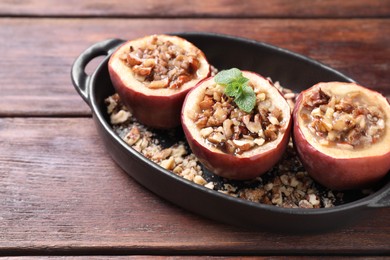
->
left=1, top=0, right=389, bottom=257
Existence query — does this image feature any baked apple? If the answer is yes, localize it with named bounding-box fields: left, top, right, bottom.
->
left=108, top=34, right=210, bottom=128
left=293, top=82, right=390, bottom=190
left=181, top=69, right=292, bottom=180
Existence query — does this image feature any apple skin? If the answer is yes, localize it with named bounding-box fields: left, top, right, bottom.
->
left=183, top=118, right=292, bottom=180
left=293, top=83, right=390, bottom=190
left=108, top=35, right=210, bottom=129
left=109, top=71, right=189, bottom=128
left=181, top=72, right=292, bottom=180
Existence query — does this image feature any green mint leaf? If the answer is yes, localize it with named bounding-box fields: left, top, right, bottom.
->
left=235, top=84, right=256, bottom=113
left=214, top=68, right=242, bottom=86
left=225, top=80, right=242, bottom=97
left=214, top=68, right=256, bottom=113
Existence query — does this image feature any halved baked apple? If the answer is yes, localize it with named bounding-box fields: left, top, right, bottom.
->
left=108, top=34, right=210, bottom=128
left=181, top=69, right=292, bottom=180
left=293, top=82, right=390, bottom=190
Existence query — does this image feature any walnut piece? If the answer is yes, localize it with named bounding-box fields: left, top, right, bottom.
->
left=301, top=87, right=385, bottom=149
left=194, top=83, right=284, bottom=155
left=122, top=35, right=200, bottom=89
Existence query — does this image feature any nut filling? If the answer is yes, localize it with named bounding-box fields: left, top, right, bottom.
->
left=301, top=87, right=386, bottom=149
left=194, top=82, right=285, bottom=155
left=121, top=35, right=201, bottom=89
left=105, top=80, right=375, bottom=209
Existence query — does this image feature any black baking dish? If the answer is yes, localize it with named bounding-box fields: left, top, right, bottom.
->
left=71, top=32, right=389, bottom=233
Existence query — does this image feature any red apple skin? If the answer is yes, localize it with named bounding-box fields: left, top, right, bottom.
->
left=181, top=72, right=292, bottom=180
left=183, top=119, right=292, bottom=180
left=108, top=35, right=210, bottom=129
left=293, top=87, right=390, bottom=190
left=109, top=71, right=189, bottom=128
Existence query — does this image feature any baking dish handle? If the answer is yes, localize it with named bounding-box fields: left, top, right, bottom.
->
left=368, top=186, right=390, bottom=208
left=71, top=38, right=123, bottom=105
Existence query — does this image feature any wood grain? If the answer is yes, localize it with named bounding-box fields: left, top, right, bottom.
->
left=2, top=0, right=389, bottom=257
left=0, top=117, right=389, bottom=256
left=1, top=0, right=389, bottom=18
left=0, top=257, right=273, bottom=260
left=0, top=18, right=389, bottom=117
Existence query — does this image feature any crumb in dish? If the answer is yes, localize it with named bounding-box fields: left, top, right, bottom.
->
left=104, top=81, right=373, bottom=208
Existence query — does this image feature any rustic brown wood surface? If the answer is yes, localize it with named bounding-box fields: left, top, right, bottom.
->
left=1, top=118, right=390, bottom=256
left=1, top=18, right=389, bottom=117
left=1, top=0, right=389, bottom=257
left=0, top=0, right=389, bottom=18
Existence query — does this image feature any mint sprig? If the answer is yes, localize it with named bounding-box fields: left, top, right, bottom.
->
left=214, top=68, right=256, bottom=113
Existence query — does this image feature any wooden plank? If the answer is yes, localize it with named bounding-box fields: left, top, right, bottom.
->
left=0, top=117, right=389, bottom=255
left=0, top=18, right=389, bottom=117
left=0, top=255, right=266, bottom=260
left=0, top=255, right=268, bottom=260
left=0, top=0, right=389, bottom=18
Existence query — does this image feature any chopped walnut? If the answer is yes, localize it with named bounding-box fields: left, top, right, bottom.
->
left=124, top=126, right=141, bottom=146
left=121, top=35, right=200, bottom=89
left=301, top=87, right=386, bottom=149
left=194, top=82, right=285, bottom=155
left=104, top=78, right=363, bottom=209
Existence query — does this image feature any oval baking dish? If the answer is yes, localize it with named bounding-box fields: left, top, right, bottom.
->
left=71, top=32, right=389, bottom=233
